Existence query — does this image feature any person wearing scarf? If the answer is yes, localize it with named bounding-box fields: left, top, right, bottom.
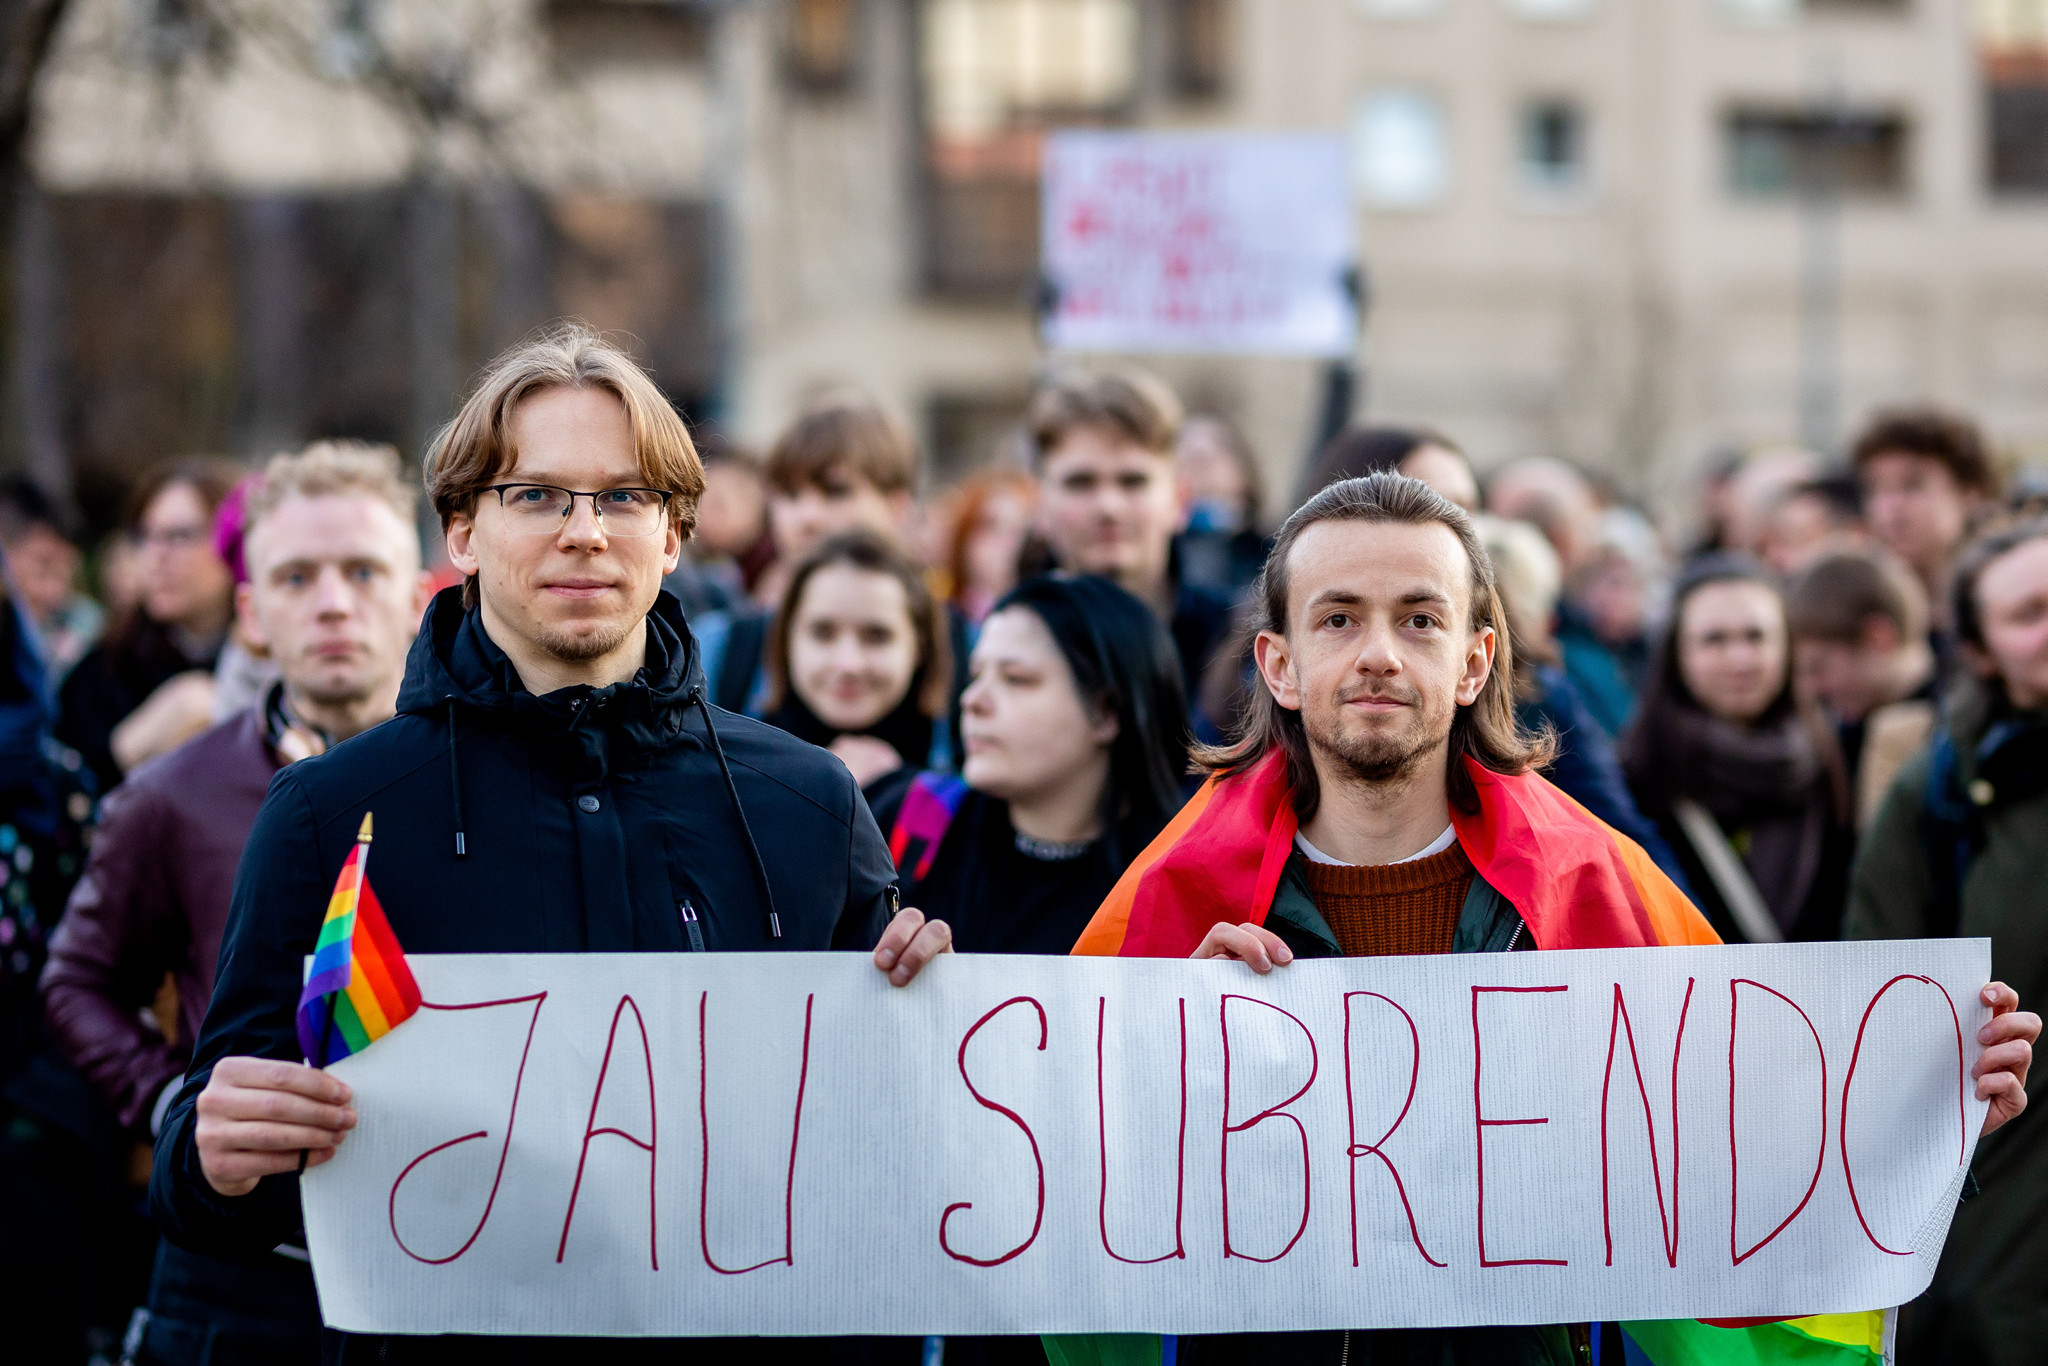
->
left=1620, top=555, right=1851, bottom=944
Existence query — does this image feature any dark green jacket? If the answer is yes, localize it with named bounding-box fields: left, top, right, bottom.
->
left=1846, top=720, right=2048, bottom=1364
left=1174, top=852, right=1579, bottom=1366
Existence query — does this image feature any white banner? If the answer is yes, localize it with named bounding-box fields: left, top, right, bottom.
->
left=303, top=941, right=1988, bottom=1337
left=1040, top=130, right=1357, bottom=356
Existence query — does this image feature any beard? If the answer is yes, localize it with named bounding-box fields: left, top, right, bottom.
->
left=533, top=615, right=636, bottom=664
left=1300, top=682, right=1455, bottom=788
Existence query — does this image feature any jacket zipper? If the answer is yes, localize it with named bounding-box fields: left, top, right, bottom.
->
left=679, top=899, right=706, bottom=952
left=1505, top=920, right=1523, bottom=952
left=1340, top=1329, right=1350, bottom=1366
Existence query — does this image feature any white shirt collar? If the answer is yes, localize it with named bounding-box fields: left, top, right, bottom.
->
left=1295, top=823, right=1457, bottom=868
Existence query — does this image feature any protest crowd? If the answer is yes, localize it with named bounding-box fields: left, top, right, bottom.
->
left=0, top=323, right=2043, bottom=1366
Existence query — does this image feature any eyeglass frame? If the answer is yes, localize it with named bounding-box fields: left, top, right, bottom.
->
left=481, top=483, right=678, bottom=537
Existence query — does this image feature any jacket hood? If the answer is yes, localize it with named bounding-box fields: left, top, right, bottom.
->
left=396, top=585, right=708, bottom=764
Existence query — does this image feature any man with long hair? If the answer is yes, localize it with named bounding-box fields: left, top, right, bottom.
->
left=1068, top=472, right=2037, bottom=1364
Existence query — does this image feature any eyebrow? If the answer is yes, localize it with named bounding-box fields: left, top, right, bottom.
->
left=1302, top=587, right=1454, bottom=611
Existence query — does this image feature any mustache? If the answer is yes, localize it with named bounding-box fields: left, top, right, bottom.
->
left=1336, top=683, right=1421, bottom=707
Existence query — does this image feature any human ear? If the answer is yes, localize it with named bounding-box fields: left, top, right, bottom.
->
left=661, top=519, right=683, bottom=575
left=1456, top=625, right=1496, bottom=707
left=1253, top=628, right=1302, bottom=713
left=234, top=581, right=268, bottom=654
left=446, top=513, right=479, bottom=577
left=1089, top=706, right=1120, bottom=747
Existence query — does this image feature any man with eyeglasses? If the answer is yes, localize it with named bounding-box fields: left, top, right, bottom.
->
left=151, top=325, right=952, bottom=1363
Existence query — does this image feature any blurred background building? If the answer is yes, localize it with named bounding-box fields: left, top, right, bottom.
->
left=6, top=0, right=2047, bottom=536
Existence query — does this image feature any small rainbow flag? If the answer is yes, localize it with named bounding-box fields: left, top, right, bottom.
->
left=295, top=813, right=420, bottom=1067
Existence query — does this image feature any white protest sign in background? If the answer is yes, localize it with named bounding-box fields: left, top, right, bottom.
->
left=1040, top=130, right=1358, bottom=356
left=303, top=941, right=1988, bottom=1337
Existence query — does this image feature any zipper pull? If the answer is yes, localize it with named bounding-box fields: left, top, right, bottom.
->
left=679, top=898, right=706, bottom=953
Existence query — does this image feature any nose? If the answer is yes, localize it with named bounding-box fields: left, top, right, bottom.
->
left=1352, top=617, right=1402, bottom=675
left=558, top=494, right=610, bottom=550
left=960, top=672, right=992, bottom=715
left=313, top=565, right=353, bottom=615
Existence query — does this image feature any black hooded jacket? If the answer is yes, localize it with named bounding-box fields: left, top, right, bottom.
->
left=150, top=588, right=897, bottom=1267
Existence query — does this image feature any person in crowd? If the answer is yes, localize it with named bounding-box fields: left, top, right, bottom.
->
left=0, top=478, right=103, bottom=681
left=1478, top=514, right=1692, bottom=893
left=58, top=459, right=240, bottom=791
left=1846, top=517, right=2048, bottom=1364
left=1484, top=455, right=1652, bottom=735
left=942, top=468, right=1035, bottom=633
left=1300, top=422, right=1480, bottom=511
left=1054, top=471, right=2038, bottom=1365
left=149, top=325, right=948, bottom=1365
left=41, top=441, right=432, bottom=1366
left=698, top=392, right=919, bottom=712
left=1619, top=555, right=1852, bottom=943
left=1787, top=548, right=1939, bottom=828
left=690, top=439, right=777, bottom=603
left=895, top=573, right=1187, bottom=1366
left=1851, top=407, right=1999, bottom=643
left=1485, top=455, right=1601, bottom=568
left=889, top=574, right=1185, bottom=960
left=1173, top=412, right=1269, bottom=597
left=0, top=561, right=124, bottom=1365
left=1026, top=368, right=1231, bottom=714
left=1718, top=444, right=1822, bottom=558
left=205, top=475, right=282, bottom=724
left=764, top=528, right=952, bottom=827
left=1758, top=473, right=1865, bottom=577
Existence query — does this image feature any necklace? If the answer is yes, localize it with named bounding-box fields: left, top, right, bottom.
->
left=1014, top=831, right=1094, bottom=861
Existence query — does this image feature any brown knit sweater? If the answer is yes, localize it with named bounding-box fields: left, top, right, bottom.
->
left=1300, top=841, right=1474, bottom=957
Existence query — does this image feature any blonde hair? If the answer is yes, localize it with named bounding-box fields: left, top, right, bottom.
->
left=424, top=323, right=704, bottom=605
left=244, top=440, right=417, bottom=537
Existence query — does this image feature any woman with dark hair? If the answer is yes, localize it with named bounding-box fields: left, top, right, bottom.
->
left=890, top=574, right=1188, bottom=957
left=763, top=528, right=951, bottom=827
left=58, top=459, right=240, bottom=789
left=1620, top=554, right=1851, bottom=943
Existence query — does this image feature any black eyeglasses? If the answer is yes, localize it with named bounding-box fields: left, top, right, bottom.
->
left=484, top=484, right=675, bottom=538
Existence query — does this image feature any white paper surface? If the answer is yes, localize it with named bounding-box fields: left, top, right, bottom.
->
left=303, top=940, right=1989, bottom=1336
left=1040, top=130, right=1358, bottom=356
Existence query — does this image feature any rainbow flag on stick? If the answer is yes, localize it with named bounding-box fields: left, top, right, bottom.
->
left=295, top=813, right=420, bottom=1067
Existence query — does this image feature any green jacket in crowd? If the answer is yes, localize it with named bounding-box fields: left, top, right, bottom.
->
left=1845, top=700, right=2048, bottom=1366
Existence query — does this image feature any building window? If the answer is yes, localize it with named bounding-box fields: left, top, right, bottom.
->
left=1988, top=70, right=2048, bottom=193
left=1164, top=0, right=1230, bottom=100
left=547, top=0, right=709, bottom=74
left=785, top=0, right=861, bottom=92
left=1504, top=0, right=1598, bottom=21
left=1724, top=107, right=1910, bottom=198
left=1351, top=89, right=1449, bottom=208
left=917, top=0, right=1140, bottom=297
left=1518, top=98, right=1587, bottom=195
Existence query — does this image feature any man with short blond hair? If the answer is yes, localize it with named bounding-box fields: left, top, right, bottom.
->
left=44, top=438, right=432, bottom=1365
left=149, top=324, right=947, bottom=1361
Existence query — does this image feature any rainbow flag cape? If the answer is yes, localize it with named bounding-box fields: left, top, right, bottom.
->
left=1050, top=751, right=1886, bottom=1363
left=1623, top=1312, right=1892, bottom=1364
left=1072, top=749, right=1718, bottom=957
left=295, top=813, right=420, bottom=1067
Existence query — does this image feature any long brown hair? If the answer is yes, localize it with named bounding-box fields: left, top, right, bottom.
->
left=763, top=528, right=952, bottom=719
left=1193, top=472, right=1553, bottom=819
